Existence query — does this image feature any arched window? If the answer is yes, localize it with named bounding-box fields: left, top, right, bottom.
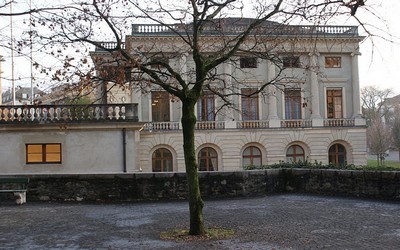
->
left=286, top=145, right=305, bottom=163
left=198, top=147, right=218, bottom=171
left=242, top=146, right=262, bottom=167
left=329, top=143, right=346, bottom=167
left=152, top=148, right=173, bottom=172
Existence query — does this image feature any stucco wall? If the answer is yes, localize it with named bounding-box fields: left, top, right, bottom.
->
left=0, top=128, right=139, bottom=174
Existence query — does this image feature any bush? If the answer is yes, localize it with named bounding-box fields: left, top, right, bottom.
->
left=243, top=160, right=399, bottom=171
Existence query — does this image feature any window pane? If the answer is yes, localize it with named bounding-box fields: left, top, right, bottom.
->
left=325, top=57, right=341, bottom=68
left=283, top=56, right=300, bottom=68
left=241, top=89, right=259, bottom=120
left=46, top=144, right=61, bottom=153
left=240, top=57, right=257, bottom=68
left=27, top=144, right=42, bottom=154
left=285, top=89, right=301, bottom=119
left=152, top=91, right=170, bottom=122
left=152, top=148, right=173, bottom=172
left=197, top=92, right=215, bottom=121
left=46, top=153, right=61, bottom=163
left=243, top=158, right=251, bottom=167
left=26, top=143, right=61, bottom=164
left=198, top=147, right=218, bottom=171
left=27, top=154, right=42, bottom=163
left=327, top=89, right=342, bottom=118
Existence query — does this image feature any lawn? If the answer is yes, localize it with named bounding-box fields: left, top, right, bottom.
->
left=367, top=159, right=400, bottom=169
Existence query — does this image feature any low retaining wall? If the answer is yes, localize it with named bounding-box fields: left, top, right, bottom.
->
left=1, top=169, right=399, bottom=202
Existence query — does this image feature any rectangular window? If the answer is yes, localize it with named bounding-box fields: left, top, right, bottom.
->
left=99, top=66, right=130, bottom=82
left=327, top=89, right=343, bottom=118
left=240, top=57, right=257, bottom=68
left=197, top=92, right=215, bottom=121
left=283, top=56, right=300, bottom=68
left=26, top=143, right=62, bottom=164
left=241, top=88, right=259, bottom=120
left=150, top=57, right=169, bottom=69
left=151, top=91, right=170, bottom=122
left=285, top=89, right=302, bottom=119
left=325, top=56, right=341, bottom=68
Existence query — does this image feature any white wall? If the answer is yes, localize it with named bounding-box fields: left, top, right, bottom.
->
left=0, top=128, right=140, bottom=174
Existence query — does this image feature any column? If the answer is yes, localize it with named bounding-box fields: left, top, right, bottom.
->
left=267, top=59, right=280, bottom=128
left=351, top=52, right=362, bottom=118
left=309, top=52, right=321, bottom=119
left=224, top=62, right=236, bottom=128
left=177, top=53, right=188, bottom=121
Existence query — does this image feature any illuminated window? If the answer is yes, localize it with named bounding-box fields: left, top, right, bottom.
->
left=286, top=145, right=305, bottom=163
left=152, top=148, right=173, bottom=172
left=325, top=56, right=341, bottom=68
left=198, top=147, right=218, bottom=171
left=26, top=144, right=61, bottom=164
left=151, top=91, right=170, bottom=122
left=242, top=146, right=262, bottom=167
left=240, top=57, right=257, bottom=68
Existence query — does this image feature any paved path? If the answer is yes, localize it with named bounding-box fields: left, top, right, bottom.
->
left=1, top=194, right=399, bottom=249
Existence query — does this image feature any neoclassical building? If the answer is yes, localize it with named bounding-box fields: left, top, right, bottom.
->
left=93, top=18, right=367, bottom=172
left=0, top=18, right=367, bottom=175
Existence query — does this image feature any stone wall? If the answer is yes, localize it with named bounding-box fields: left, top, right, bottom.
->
left=0, top=169, right=399, bottom=202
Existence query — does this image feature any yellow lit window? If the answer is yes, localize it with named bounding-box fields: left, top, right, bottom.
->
left=26, top=144, right=61, bottom=164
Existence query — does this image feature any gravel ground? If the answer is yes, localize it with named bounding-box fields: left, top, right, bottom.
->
left=1, top=194, right=399, bottom=249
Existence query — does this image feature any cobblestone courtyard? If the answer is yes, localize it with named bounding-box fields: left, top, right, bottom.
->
left=1, top=194, right=399, bottom=249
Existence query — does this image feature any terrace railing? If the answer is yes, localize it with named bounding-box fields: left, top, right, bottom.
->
left=323, top=118, right=355, bottom=127
left=131, top=23, right=358, bottom=37
left=94, top=42, right=126, bottom=52
left=281, top=119, right=312, bottom=128
left=237, top=120, right=269, bottom=129
left=0, top=103, right=138, bottom=124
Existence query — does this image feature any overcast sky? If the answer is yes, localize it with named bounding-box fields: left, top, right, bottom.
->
left=1, top=1, right=400, bottom=95
left=358, top=1, right=400, bottom=95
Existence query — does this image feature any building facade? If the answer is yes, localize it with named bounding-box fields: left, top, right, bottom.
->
left=0, top=18, right=367, bottom=174
left=93, top=18, right=367, bottom=172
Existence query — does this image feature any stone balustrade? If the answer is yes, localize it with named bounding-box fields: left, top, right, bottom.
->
left=131, top=23, right=358, bottom=37
left=0, top=103, right=138, bottom=124
left=141, top=118, right=362, bottom=132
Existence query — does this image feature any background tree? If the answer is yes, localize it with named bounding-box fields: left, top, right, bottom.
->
left=361, top=86, right=393, bottom=125
left=367, top=117, right=392, bottom=166
left=11, top=0, right=372, bottom=236
left=391, top=106, right=400, bottom=160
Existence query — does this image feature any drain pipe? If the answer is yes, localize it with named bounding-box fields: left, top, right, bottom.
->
left=122, top=128, right=127, bottom=173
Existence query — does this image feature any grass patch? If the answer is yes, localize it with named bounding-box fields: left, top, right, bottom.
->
left=367, top=160, right=400, bottom=169
left=160, top=228, right=235, bottom=242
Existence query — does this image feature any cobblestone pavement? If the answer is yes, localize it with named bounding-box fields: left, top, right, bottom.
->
left=1, top=194, right=399, bottom=249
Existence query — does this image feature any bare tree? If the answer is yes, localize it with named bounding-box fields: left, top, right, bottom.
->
left=361, top=86, right=393, bottom=125
left=391, top=105, right=400, bottom=160
left=367, top=117, right=392, bottom=166
left=12, top=0, right=372, bottom=235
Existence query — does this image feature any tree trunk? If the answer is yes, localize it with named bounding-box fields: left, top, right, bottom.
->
left=181, top=100, right=206, bottom=235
